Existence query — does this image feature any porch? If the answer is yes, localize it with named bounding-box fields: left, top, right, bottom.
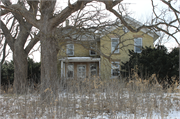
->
left=59, top=57, right=101, bottom=79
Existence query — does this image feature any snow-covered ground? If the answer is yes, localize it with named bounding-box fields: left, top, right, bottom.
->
left=0, top=91, right=179, bottom=119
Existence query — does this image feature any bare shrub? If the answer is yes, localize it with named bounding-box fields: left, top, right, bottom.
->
left=0, top=74, right=180, bottom=118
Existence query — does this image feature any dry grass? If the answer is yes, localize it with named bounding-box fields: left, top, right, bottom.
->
left=0, top=74, right=180, bottom=119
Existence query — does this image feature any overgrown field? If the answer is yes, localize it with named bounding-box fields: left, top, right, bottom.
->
left=0, top=74, right=180, bottom=119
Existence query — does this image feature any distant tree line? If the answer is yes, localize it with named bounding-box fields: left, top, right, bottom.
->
left=121, top=45, right=179, bottom=87
left=1, top=58, right=40, bottom=89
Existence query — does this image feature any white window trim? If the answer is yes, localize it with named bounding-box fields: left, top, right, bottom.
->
left=89, top=63, right=97, bottom=77
left=111, top=62, right=120, bottom=78
left=66, top=63, right=74, bottom=78
left=134, top=38, right=142, bottom=53
left=111, top=38, right=119, bottom=53
left=77, top=65, right=86, bottom=78
left=66, top=44, right=74, bottom=56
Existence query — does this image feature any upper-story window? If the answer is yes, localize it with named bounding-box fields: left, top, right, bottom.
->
left=89, top=42, right=96, bottom=56
left=66, top=44, right=74, bottom=56
left=111, top=38, right=119, bottom=53
left=111, top=62, right=120, bottom=77
left=134, top=38, right=142, bottom=53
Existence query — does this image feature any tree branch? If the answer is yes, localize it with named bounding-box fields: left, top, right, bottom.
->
left=0, top=4, right=40, bottom=28
left=0, top=20, right=14, bottom=51
left=1, top=40, right=7, bottom=64
left=161, top=0, right=180, bottom=14
left=25, top=34, right=40, bottom=54
left=50, top=0, right=93, bottom=29
left=0, top=10, right=10, bottom=16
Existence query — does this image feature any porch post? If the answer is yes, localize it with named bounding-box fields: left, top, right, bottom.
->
left=61, top=60, right=63, bottom=78
left=99, top=60, right=101, bottom=77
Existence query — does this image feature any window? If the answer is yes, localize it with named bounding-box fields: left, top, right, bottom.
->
left=134, top=38, right=142, bottom=53
left=67, top=64, right=74, bottom=78
left=111, top=62, right=120, bottom=77
left=90, top=63, right=97, bottom=77
left=67, top=44, right=74, bottom=56
left=77, top=65, right=86, bottom=78
left=111, top=38, right=119, bottom=53
left=90, top=50, right=96, bottom=56
left=89, top=42, right=96, bottom=56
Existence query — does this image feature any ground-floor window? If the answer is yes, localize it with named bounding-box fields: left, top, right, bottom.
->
left=90, top=63, right=97, bottom=77
left=111, top=62, right=120, bottom=77
left=67, top=63, right=74, bottom=78
left=77, top=65, right=86, bottom=78
left=134, top=38, right=142, bottom=53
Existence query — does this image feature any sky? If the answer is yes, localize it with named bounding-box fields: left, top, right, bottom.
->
left=1, top=0, right=180, bottom=62
left=122, top=0, right=179, bottom=49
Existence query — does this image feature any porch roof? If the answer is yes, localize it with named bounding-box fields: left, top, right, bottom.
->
left=59, top=57, right=101, bottom=62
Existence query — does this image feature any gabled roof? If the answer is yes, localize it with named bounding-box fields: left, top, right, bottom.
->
left=124, top=16, right=159, bottom=42
left=99, top=16, right=159, bottom=42
left=56, top=16, right=159, bottom=42
left=55, top=26, right=97, bottom=41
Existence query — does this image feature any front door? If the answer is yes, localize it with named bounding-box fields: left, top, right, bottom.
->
left=77, top=65, right=86, bottom=79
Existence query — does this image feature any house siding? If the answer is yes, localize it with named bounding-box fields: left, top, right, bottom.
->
left=58, top=25, right=156, bottom=79
left=100, top=27, right=154, bottom=79
left=58, top=41, right=100, bottom=58
left=58, top=41, right=100, bottom=78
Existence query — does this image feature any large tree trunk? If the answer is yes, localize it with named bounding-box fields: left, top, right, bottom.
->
left=13, top=47, right=28, bottom=94
left=40, top=30, right=58, bottom=100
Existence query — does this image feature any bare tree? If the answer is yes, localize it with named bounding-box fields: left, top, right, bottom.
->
left=0, top=33, right=9, bottom=93
left=101, top=0, right=179, bottom=44
left=1, top=0, right=179, bottom=97
left=0, top=0, right=39, bottom=94
left=1, top=0, right=97, bottom=98
left=0, top=0, right=148, bottom=97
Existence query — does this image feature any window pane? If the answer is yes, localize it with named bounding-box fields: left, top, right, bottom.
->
left=67, top=44, right=74, bottom=56
left=67, top=49, right=73, bottom=56
left=111, top=38, right=119, bottom=53
left=135, top=46, right=142, bottom=53
left=67, top=64, right=73, bottom=78
left=134, top=39, right=141, bottom=45
left=78, top=65, right=86, bottom=78
left=67, top=64, right=73, bottom=71
left=90, top=64, right=97, bottom=76
left=113, top=69, right=120, bottom=76
left=69, top=44, right=73, bottom=48
left=111, top=62, right=120, bottom=77
left=112, top=63, right=118, bottom=69
left=90, top=50, right=96, bottom=55
left=78, top=66, right=85, bottom=71
left=90, top=42, right=96, bottom=55
left=67, top=71, right=73, bottom=77
left=134, top=38, right=142, bottom=53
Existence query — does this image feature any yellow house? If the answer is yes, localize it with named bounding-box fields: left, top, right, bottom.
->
left=58, top=16, right=159, bottom=79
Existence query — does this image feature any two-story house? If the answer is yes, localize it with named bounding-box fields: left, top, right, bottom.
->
left=58, top=16, right=159, bottom=79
